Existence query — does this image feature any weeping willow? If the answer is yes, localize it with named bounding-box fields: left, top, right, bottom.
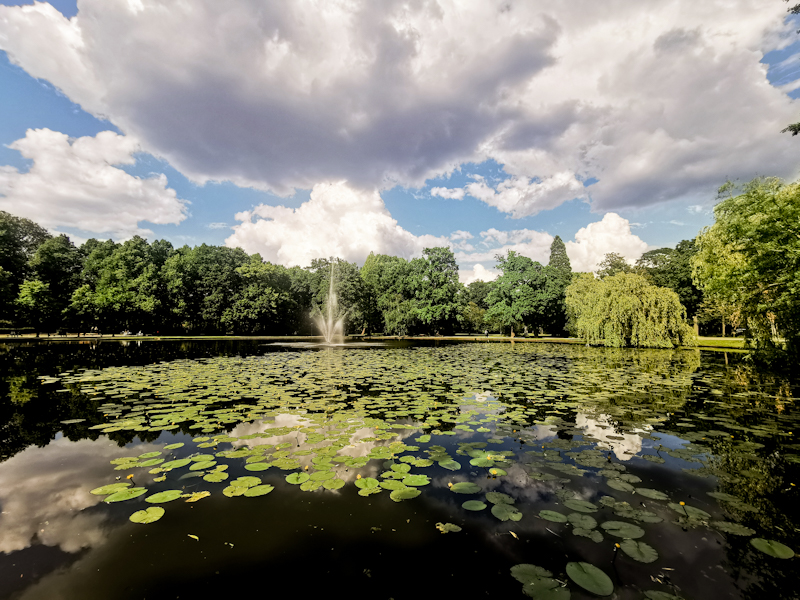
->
left=566, top=273, right=696, bottom=348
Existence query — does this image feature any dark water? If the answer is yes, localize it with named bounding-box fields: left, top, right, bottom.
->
left=0, top=340, right=798, bottom=600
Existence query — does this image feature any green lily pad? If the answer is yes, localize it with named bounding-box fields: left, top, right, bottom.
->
left=145, top=490, right=183, bottom=503
left=567, top=513, right=597, bottom=529
left=231, top=476, right=261, bottom=488
left=439, top=460, right=461, bottom=471
left=600, top=521, right=645, bottom=539
left=189, top=460, right=216, bottom=471
left=511, top=564, right=552, bottom=584
left=522, top=579, right=570, bottom=600
left=105, top=487, right=147, bottom=503
left=566, top=562, right=613, bottom=596
left=380, top=479, right=407, bottom=491
left=573, top=528, right=603, bottom=542
left=450, top=482, right=481, bottom=494
left=358, top=487, right=382, bottom=497
left=390, top=463, right=411, bottom=473
left=620, top=539, right=658, bottom=563
left=164, top=443, right=184, bottom=450
left=161, top=459, right=192, bottom=469
left=462, top=500, right=487, bottom=511
left=223, top=485, right=246, bottom=497
left=244, top=484, right=275, bottom=497
left=286, top=472, right=310, bottom=485
left=244, top=462, right=271, bottom=471
left=390, top=487, right=421, bottom=502
left=563, top=499, right=597, bottom=513
left=707, top=491, right=739, bottom=502
left=668, top=503, right=710, bottom=520
left=435, top=522, right=462, bottom=533
left=129, top=506, right=165, bottom=524
left=402, top=474, right=430, bottom=486
left=354, top=477, right=379, bottom=489
left=323, top=478, right=345, bottom=490
left=138, top=458, right=164, bottom=467
left=309, top=471, right=335, bottom=481
left=711, top=521, right=755, bottom=536
left=90, top=482, right=131, bottom=496
left=203, top=472, right=229, bottom=482
left=486, top=491, right=514, bottom=505
left=492, top=503, right=522, bottom=522
left=750, top=538, right=795, bottom=558
left=607, top=479, right=635, bottom=493
left=636, top=488, right=669, bottom=500
left=138, top=451, right=162, bottom=459
left=539, top=510, right=568, bottom=523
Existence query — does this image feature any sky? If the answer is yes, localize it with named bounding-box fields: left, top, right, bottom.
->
left=0, top=0, right=799, bottom=283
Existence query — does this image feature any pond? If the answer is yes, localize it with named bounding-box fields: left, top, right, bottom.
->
left=0, top=340, right=798, bottom=599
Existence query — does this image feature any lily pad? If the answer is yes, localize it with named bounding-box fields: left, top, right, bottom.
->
left=439, top=460, right=461, bottom=471
left=244, top=462, right=271, bottom=471
left=138, top=451, right=162, bottom=459
left=750, top=538, right=795, bottom=558
left=223, top=485, right=246, bottom=497
left=668, top=503, right=710, bottom=520
left=636, top=488, right=670, bottom=500
left=539, top=510, right=568, bottom=523
left=511, top=564, right=552, bottom=584
left=573, top=528, right=603, bottom=542
left=231, top=476, right=261, bottom=488
left=161, top=459, right=192, bottom=469
left=90, top=482, right=131, bottom=496
left=620, top=539, right=659, bottom=563
left=203, top=472, right=229, bottom=483
left=566, top=561, right=613, bottom=596
left=600, top=520, right=645, bottom=539
left=450, top=482, right=481, bottom=494
left=390, top=487, right=421, bottom=502
left=567, top=513, right=597, bottom=529
left=563, top=499, right=597, bottom=513
left=435, top=522, right=462, bottom=533
left=402, top=474, right=430, bottom=486
left=354, top=477, right=379, bottom=489
left=485, top=491, right=514, bottom=505
left=607, top=479, right=635, bottom=493
left=462, top=500, right=487, bottom=511
left=189, top=460, right=216, bottom=471
left=244, top=484, right=275, bottom=497
left=492, top=503, right=522, bottom=522
left=105, top=487, right=147, bottom=503
left=129, top=506, right=165, bottom=524
left=286, top=472, right=310, bottom=485
left=145, top=490, right=183, bottom=503
left=323, top=478, right=345, bottom=490
left=711, top=521, right=755, bottom=536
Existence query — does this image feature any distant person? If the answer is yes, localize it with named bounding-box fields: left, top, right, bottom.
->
left=484, top=329, right=488, bottom=337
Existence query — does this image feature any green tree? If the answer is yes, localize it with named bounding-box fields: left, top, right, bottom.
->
left=692, top=177, right=800, bottom=355
left=308, top=257, right=367, bottom=334
left=361, top=252, right=416, bottom=334
left=29, top=234, right=82, bottom=330
left=462, top=280, right=494, bottom=309
left=565, top=272, right=696, bottom=348
left=15, top=279, right=54, bottom=335
left=636, top=240, right=704, bottom=319
left=0, top=211, right=51, bottom=322
left=544, top=235, right=572, bottom=334
left=596, top=252, right=633, bottom=278
left=485, top=251, right=548, bottom=335
left=409, top=247, right=463, bottom=334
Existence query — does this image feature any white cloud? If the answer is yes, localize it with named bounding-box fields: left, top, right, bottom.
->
left=459, top=263, right=499, bottom=285
left=565, top=213, right=648, bottom=272
left=0, top=128, right=187, bottom=238
left=456, top=227, right=555, bottom=266
left=1, top=0, right=797, bottom=215
left=207, top=222, right=229, bottom=230
left=431, top=187, right=466, bottom=200
left=225, top=181, right=447, bottom=266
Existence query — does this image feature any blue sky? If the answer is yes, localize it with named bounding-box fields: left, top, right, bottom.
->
left=1, top=0, right=798, bottom=280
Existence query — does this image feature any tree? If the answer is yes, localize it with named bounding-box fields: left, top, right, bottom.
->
left=0, top=211, right=50, bottom=322
left=565, top=272, right=696, bottom=348
left=15, top=279, right=54, bottom=334
left=636, top=240, right=704, bottom=319
left=544, top=235, right=572, bottom=334
left=307, top=257, right=367, bottom=334
left=692, top=177, right=800, bottom=356
left=485, top=250, right=548, bottom=334
left=361, top=253, right=415, bottom=334
left=462, top=280, right=494, bottom=309
left=29, top=234, right=82, bottom=330
left=408, top=247, right=463, bottom=334
left=596, top=252, right=633, bottom=278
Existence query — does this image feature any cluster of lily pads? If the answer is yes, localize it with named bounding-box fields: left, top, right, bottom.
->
left=43, top=343, right=799, bottom=597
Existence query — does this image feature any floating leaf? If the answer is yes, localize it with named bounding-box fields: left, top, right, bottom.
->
left=620, top=539, right=658, bottom=563
left=138, top=451, right=162, bottom=459
left=402, top=474, right=430, bottom=486
left=380, top=480, right=406, bottom=491
left=600, top=521, right=645, bottom=539
left=668, top=503, right=710, bottom=520
left=90, top=482, right=131, bottom=496
left=563, top=499, right=597, bottom=513
left=636, top=488, right=669, bottom=500
left=711, top=521, right=755, bottom=536
left=139, top=458, right=164, bottom=467
left=566, top=562, right=613, bottom=596
left=323, top=478, right=345, bottom=490
left=462, top=500, right=487, bottom=511
left=450, top=482, right=481, bottom=494
left=244, top=462, right=271, bottom=472
left=129, top=506, right=165, bottom=524
left=750, top=538, right=795, bottom=559
left=435, top=522, right=462, bottom=533
left=492, top=503, right=522, bottom=522
left=164, top=443, right=184, bottom=450
left=607, top=479, right=635, bottom=493
left=567, top=513, right=597, bottom=529
left=286, top=472, right=310, bottom=485
left=707, top=491, right=739, bottom=502
left=223, top=485, right=246, bottom=497
left=190, top=460, right=216, bottom=471
left=183, top=491, right=211, bottom=502
left=485, top=491, right=514, bottom=505
left=539, top=510, right=568, bottom=523
left=231, top=476, right=261, bottom=488
left=511, top=564, right=552, bottom=585
left=244, top=484, right=275, bottom=497
left=439, top=460, right=461, bottom=471
left=390, top=487, right=420, bottom=502
left=354, top=477, right=379, bottom=489
left=105, top=487, right=147, bottom=503
left=203, top=472, right=228, bottom=483
left=161, top=459, right=192, bottom=470
left=573, top=528, right=603, bottom=542
left=146, top=490, right=183, bottom=503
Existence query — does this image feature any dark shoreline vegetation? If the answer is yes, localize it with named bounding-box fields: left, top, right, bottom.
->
left=1, top=176, right=797, bottom=359
left=0, top=339, right=798, bottom=600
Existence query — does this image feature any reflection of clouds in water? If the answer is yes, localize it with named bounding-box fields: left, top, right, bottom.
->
left=0, top=437, right=162, bottom=554
left=575, top=413, right=644, bottom=461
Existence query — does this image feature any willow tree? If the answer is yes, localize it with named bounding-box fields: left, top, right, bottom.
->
left=565, top=272, right=696, bottom=348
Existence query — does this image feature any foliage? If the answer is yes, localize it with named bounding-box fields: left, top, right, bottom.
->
left=636, top=240, right=704, bottom=319
left=308, top=257, right=367, bottom=333
left=596, top=252, right=633, bottom=278
left=544, top=235, right=572, bottom=334
left=692, top=177, right=800, bottom=356
left=565, top=272, right=696, bottom=348
left=0, top=211, right=50, bottom=320
left=408, top=247, right=463, bottom=334
left=485, top=251, right=548, bottom=334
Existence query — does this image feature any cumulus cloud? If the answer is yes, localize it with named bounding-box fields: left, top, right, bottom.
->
left=225, top=181, right=447, bottom=266
left=456, top=227, right=554, bottom=266
left=565, top=213, right=648, bottom=272
left=0, top=128, right=187, bottom=238
left=1, top=0, right=797, bottom=216
left=459, top=263, right=500, bottom=285
left=431, top=187, right=466, bottom=200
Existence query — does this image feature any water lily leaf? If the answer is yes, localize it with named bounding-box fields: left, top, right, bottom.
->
left=511, top=564, right=552, bottom=584
left=462, top=500, right=487, bottom=511
left=390, top=463, right=411, bottom=473
left=470, top=457, right=494, bottom=467
left=607, top=479, right=635, bottom=493
left=358, top=487, right=382, bottom=496
left=539, top=510, right=568, bottom=523
left=620, top=539, right=658, bottom=563
left=354, top=477, right=379, bottom=489
left=190, top=460, right=216, bottom=471
left=163, top=443, right=184, bottom=450
left=105, top=487, right=147, bottom=503
left=488, top=468, right=507, bottom=477
left=573, top=528, right=603, bottom=542
left=402, top=474, right=430, bottom=486
left=601, top=521, right=645, bottom=539
left=415, top=435, right=431, bottom=443
left=566, top=562, right=613, bottom=596
left=323, top=478, right=345, bottom=490
left=203, top=472, right=229, bottom=483
left=567, top=513, right=597, bottom=529
left=711, top=521, right=755, bottom=536
left=380, top=480, right=406, bottom=491
left=390, top=487, right=420, bottom=502
left=636, top=488, right=669, bottom=500
left=668, top=503, right=710, bottom=520
left=90, top=482, right=131, bottom=496
left=182, top=491, right=211, bottom=502
left=244, top=484, right=275, bottom=497
left=522, top=579, right=570, bottom=600
left=223, top=485, right=246, bottom=497
left=231, top=476, right=261, bottom=488
left=485, top=491, right=514, bottom=505
left=244, top=462, right=271, bottom=471
left=161, top=459, right=191, bottom=469
left=146, top=490, right=183, bottom=503
left=435, top=522, right=462, bottom=533
left=129, top=506, right=165, bottom=524
left=563, top=499, right=597, bottom=513
left=309, top=471, right=335, bottom=481
left=492, top=503, right=522, bottom=522
left=439, top=460, right=461, bottom=471
left=139, top=458, right=164, bottom=467
left=750, top=538, right=795, bottom=558
left=300, top=480, right=323, bottom=492
left=286, top=472, right=310, bottom=485
left=139, top=451, right=162, bottom=459
left=450, top=482, right=481, bottom=494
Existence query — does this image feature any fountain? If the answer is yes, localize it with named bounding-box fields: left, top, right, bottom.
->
left=313, top=263, right=345, bottom=345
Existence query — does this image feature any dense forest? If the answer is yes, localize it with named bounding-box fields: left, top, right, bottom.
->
left=0, top=175, right=796, bottom=355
